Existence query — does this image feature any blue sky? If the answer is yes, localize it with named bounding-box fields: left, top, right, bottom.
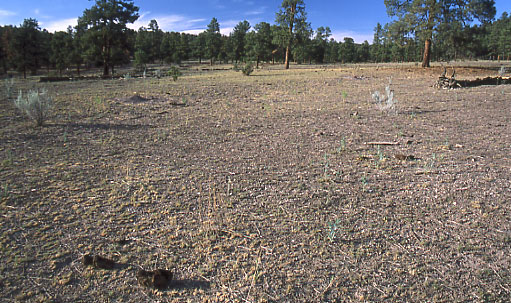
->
left=0, top=0, right=508, bottom=43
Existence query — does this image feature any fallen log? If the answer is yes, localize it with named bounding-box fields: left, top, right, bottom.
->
left=434, top=67, right=511, bottom=89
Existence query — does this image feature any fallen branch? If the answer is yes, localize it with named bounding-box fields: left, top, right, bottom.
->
left=365, top=142, right=399, bottom=146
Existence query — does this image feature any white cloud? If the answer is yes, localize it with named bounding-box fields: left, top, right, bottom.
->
left=41, top=18, right=77, bottom=32
left=331, top=30, right=373, bottom=44
left=0, top=9, right=16, bottom=17
left=245, top=7, right=266, bottom=16
left=128, top=12, right=206, bottom=32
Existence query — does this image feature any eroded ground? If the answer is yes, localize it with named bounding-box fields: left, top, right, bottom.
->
left=1, top=63, right=511, bottom=302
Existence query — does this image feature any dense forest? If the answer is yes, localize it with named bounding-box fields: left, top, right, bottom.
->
left=0, top=0, right=509, bottom=77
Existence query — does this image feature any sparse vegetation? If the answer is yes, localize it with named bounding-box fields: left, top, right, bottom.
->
left=14, top=88, right=53, bottom=126
left=1, top=64, right=510, bottom=302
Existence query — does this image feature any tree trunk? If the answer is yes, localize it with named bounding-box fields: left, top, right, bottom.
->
left=103, top=63, right=109, bottom=76
left=422, top=38, right=431, bottom=68
left=284, top=4, right=297, bottom=70
left=284, top=45, right=291, bottom=69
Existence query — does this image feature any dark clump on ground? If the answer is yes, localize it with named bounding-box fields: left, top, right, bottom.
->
left=1, top=63, right=510, bottom=302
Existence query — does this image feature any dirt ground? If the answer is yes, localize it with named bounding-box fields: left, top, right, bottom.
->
left=1, top=62, right=511, bottom=302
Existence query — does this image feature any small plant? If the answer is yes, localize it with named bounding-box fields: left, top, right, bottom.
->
left=232, top=62, right=240, bottom=72
left=241, top=62, right=254, bottom=76
left=372, top=78, right=397, bottom=114
left=336, top=137, right=347, bottom=153
left=327, top=219, right=342, bottom=242
left=4, top=78, right=14, bottom=100
left=169, top=66, right=182, bottom=81
left=341, top=90, right=348, bottom=100
left=14, top=88, right=53, bottom=126
left=0, top=183, right=9, bottom=199
left=498, top=66, right=508, bottom=76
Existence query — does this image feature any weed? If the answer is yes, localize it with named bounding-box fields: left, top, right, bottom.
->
left=327, top=219, right=342, bottom=242
left=372, top=78, right=397, bottom=114
left=341, top=90, right=348, bottom=100
left=360, top=175, right=369, bottom=191
left=14, top=88, right=53, bottom=126
left=169, top=66, right=182, bottom=81
left=336, top=137, right=347, bottom=153
left=423, top=153, right=437, bottom=171
left=182, top=97, right=188, bottom=106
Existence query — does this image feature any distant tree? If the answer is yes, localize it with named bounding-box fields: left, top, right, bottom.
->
left=291, top=22, right=312, bottom=64
left=205, top=18, right=222, bottom=65
left=371, top=23, right=385, bottom=62
left=271, top=24, right=287, bottom=63
left=384, top=0, right=496, bottom=67
left=78, top=0, right=139, bottom=76
left=231, top=20, right=250, bottom=63
left=338, top=37, right=356, bottom=63
left=147, top=19, right=163, bottom=62
left=134, top=27, right=151, bottom=68
left=489, top=12, right=511, bottom=60
left=67, top=26, right=84, bottom=76
left=12, top=18, right=42, bottom=78
left=311, top=26, right=331, bottom=63
left=275, top=0, right=307, bottom=69
left=51, top=31, right=73, bottom=76
left=245, top=22, right=273, bottom=68
left=0, top=26, right=10, bottom=74
left=192, top=32, right=207, bottom=63
left=324, top=38, right=339, bottom=63
left=160, top=32, right=184, bottom=64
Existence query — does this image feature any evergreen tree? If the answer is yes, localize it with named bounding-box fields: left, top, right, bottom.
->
left=231, top=20, right=250, bottom=63
left=245, top=22, right=273, bottom=68
left=51, top=31, right=73, bottom=76
left=384, top=0, right=496, bottom=67
left=275, top=0, right=307, bottom=69
left=205, top=18, right=221, bottom=65
left=78, top=0, right=139, bottom=76
left=12, top=18, right=42, bottom=78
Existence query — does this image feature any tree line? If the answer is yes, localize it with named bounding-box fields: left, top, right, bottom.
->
left=0, top=0, right=509, bottom=78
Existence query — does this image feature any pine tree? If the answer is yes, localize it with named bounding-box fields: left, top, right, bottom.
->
left=275, top=0, right=307, bottom=69
left=78, top=0, right=139, bottom=76
left=384, top=0, right=496, bottom=67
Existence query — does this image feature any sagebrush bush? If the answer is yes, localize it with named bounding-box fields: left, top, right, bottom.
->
left=14, top=88, right=53, bottom=126
left=372, top=79, right=397, bottom=114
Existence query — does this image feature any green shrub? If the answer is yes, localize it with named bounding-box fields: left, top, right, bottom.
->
left=241, top=62, right=254, bottom=76
left=168, top=66, right=182, bottom=81
left=14, top=88, right=53, bottom=126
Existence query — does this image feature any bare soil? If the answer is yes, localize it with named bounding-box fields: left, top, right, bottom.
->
left=1, top=63, right=511, bottom=302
